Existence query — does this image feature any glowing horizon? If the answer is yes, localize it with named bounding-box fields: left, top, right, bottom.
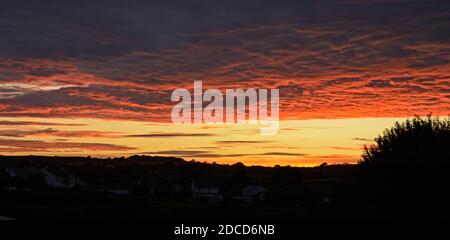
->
left=3, top=116, right=445, bottom=167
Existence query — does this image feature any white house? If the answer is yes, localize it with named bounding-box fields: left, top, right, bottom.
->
left=6, top=166, right=87, bottom=189
left=40, top=168, right=87, bottom=189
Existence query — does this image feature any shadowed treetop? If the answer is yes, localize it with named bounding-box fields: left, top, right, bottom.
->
left=360, top=115, right=450, bottom=167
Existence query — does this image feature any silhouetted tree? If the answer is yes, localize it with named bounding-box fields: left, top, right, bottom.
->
left=361, top=115, right=450, bottom=166
left=359, top=116, right=450, bottom=218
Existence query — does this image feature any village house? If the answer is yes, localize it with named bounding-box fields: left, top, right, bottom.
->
left=6, top=166, right=87, bottom=189
left=40, top=168, right=87, bottom=189
left=191, top=180, right=223, bottom=204
left=241, top=185, right=269, bottom=202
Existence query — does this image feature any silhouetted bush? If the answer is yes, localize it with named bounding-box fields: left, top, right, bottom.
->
left=361, top=116, right=450, bottom=166
left=359, top=116, right=450, bottom=218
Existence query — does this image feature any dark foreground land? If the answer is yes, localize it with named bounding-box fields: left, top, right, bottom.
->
left=0, top=155, right=447, bottom=220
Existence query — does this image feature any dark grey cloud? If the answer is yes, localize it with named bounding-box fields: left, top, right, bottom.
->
left=1, top=0, right=447, bottom=59
left=0, top=0, right=316, bottom=59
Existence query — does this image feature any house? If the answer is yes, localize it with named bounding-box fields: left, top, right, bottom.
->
left=101, top=179, right=132, bottom=196
left=6, top=166, right=87, bottom=189
left=191, top=180, right=223, bottom=203
left=241, top=185, right=268, bottom=202
left=40, top=168, right=87, bottom=189
left=108, top=188, right=131, bottom=196
left=6, top=166, right=42, bottom=179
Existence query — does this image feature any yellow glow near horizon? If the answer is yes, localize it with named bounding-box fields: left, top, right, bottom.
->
left=0, top=116, right=431, bottom=166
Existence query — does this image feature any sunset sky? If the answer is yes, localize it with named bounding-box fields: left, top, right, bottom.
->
left=0, top=0, right=449, bottom=166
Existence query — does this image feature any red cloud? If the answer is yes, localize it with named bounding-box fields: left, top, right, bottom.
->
left=0, top=13, right=449, bottom=122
